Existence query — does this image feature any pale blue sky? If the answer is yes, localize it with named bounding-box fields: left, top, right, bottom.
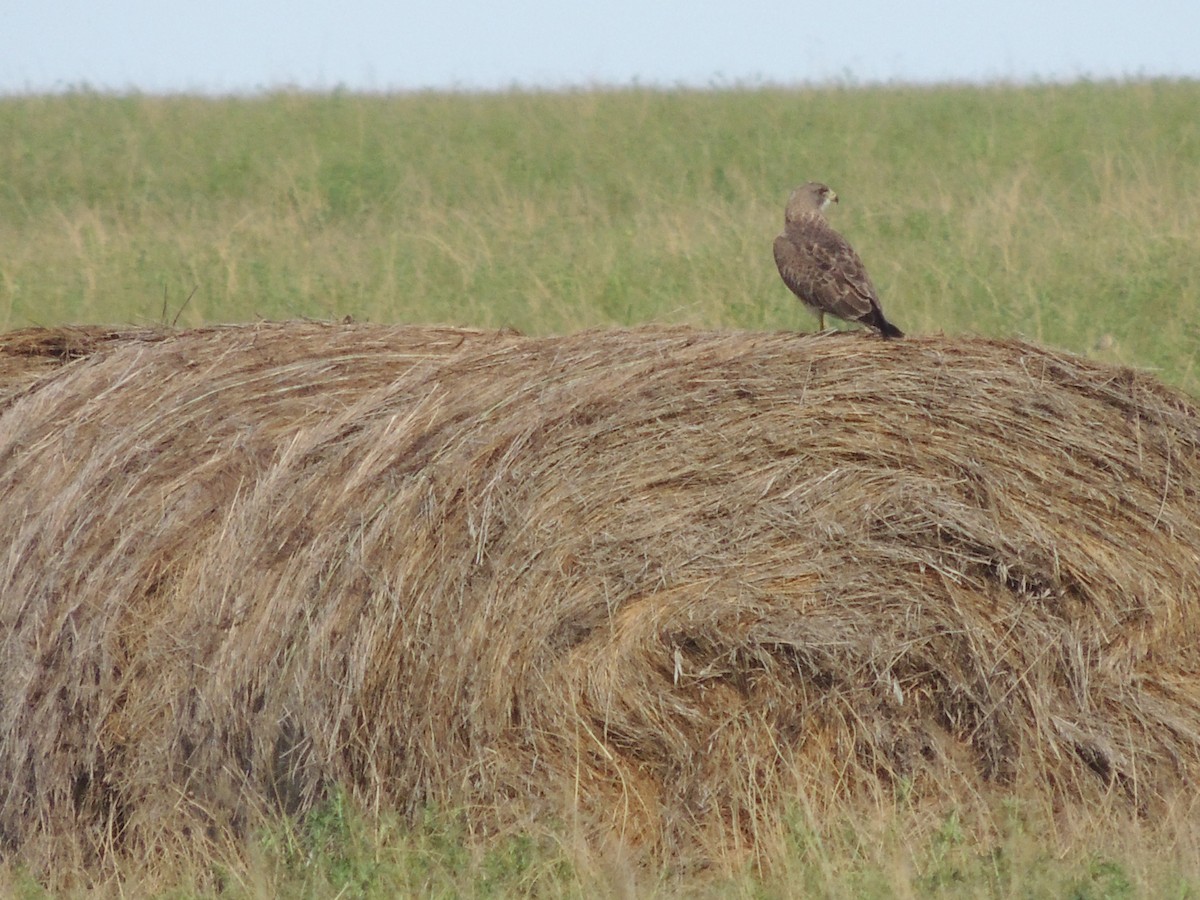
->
left=1, top=0, right=1197, bottom=93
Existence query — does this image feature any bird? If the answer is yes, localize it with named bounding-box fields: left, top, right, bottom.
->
left=773, top=181, right=903, bottom=338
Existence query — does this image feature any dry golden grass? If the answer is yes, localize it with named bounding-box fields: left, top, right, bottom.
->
left=1, top=321, right=1199, bottom=891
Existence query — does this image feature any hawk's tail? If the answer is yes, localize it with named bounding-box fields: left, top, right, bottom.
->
left=878, top=317, right=904, bottom=339
left=865, top=307, right=904, bottom=339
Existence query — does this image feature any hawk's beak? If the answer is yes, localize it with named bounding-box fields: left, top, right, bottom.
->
left=830, top=192, right=839, bottom=204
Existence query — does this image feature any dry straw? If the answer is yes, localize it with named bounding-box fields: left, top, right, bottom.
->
left=2, top=321, right=1199, bottom=883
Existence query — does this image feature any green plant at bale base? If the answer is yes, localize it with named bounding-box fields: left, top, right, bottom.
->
left=0, top=870, right=51, bottom=900
left=915, top=835, right=1137, bottom=900
left=1, top=794, right=1197, bottom=898
left=729, top=797, right=1199, bottom=900
left=1071, top=858, right=1135, bottom=900
left=280, top=789, right=383, bottom=895
left=245, top=791, right=583, bottom=899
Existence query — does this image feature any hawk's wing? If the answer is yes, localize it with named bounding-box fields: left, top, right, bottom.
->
left=774, top=214, right=880, bottom=324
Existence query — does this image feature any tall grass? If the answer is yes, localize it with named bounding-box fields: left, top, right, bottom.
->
left=2, top=82, right=1198, bottom=391
left=3, top=792, right=1196, bottom=897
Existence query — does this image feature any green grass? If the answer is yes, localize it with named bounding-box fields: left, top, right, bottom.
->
left=5, top=792, right=1194, bottom=898
left=2, top=82, right=1199, bottom=392
left=242, top=797, right=1198, bottom=899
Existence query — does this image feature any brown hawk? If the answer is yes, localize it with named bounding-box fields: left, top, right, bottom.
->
left=773, top=182, right=902, bottom=338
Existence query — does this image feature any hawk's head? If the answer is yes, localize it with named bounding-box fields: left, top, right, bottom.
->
left=785, top=181, right=839, bottom=223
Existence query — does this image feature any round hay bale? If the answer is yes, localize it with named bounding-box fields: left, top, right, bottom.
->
left=1, top=322, right=1199, bottom=881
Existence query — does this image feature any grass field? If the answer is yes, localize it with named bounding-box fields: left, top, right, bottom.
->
left=3, top=83, right=1200, bottom=897
left=2, top=81, right=1199, bottom=393
left=3, top=792, right=1195, bottom=897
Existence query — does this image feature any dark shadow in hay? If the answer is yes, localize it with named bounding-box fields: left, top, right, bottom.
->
left=1, top=322, right=1199, bottom=882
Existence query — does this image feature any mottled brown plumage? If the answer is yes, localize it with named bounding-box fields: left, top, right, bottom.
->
left=773, top=182, right=902, bottom=338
